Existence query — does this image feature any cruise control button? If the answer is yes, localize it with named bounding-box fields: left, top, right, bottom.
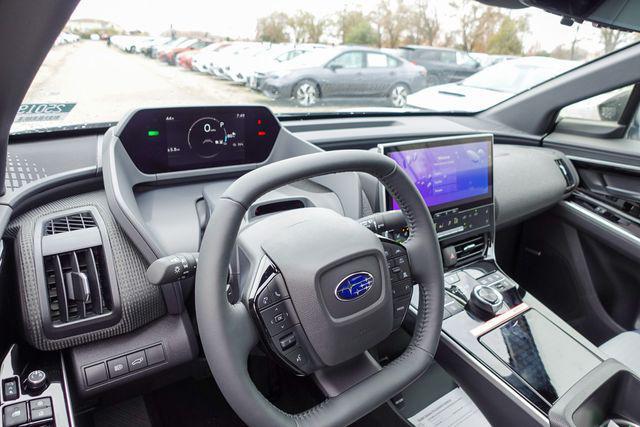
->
left=126, top=351, right=148, bottom=371
left=279, top=333, right=296, bottom=351
left=393, top=296, right=411, bottom=319
left=3, top=402, right=27, bottom=427
left=107, top=356, right=129, bottom=378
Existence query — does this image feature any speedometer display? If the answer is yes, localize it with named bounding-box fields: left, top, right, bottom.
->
left=117, top=106, right=279, bottom=174
left=187, top=117, right=230, bottom=158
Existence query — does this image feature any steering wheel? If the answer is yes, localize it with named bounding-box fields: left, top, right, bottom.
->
left=195, top=150, right=444, bottom=427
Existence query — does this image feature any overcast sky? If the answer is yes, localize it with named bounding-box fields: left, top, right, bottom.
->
left=71, top=0, right=615, bottom=55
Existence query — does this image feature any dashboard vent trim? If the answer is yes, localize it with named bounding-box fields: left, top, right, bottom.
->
left=453, top=235, right=486, bottom=265
left=35, top=206, right=122, bottom=339
left=45, top=211, right=97, bottom=235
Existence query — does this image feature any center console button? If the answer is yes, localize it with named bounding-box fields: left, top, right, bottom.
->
left=29, top=398, right=51, bottom=411
left=30, top=404, right=53, bottom=422
left=126, top=351, right=148, bottom=372
left=107, top=356, right=129, bottom=378
left=145, top=345, right=166, bottom=365
left=2, top=378, right=18, bottom=401
left=84, top=363, right=108, bottom=386
left=2, top=402, right=27, bottom=427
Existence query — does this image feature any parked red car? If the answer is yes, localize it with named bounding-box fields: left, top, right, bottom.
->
left=177, top=49, right=199, bottom=70
left=159, top=39, right=209, bottom=64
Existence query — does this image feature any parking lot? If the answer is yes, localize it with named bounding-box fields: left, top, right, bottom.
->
left=19, top=40, right=372, bottom=131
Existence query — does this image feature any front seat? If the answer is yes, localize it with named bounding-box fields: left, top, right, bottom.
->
left=599, top=331, right=640, bottom=375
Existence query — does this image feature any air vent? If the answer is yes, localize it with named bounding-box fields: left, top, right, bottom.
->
left=453, top=235, right=486, bottom=265
left=37, top=207, right=121, bottom=339
left=45, top=212, right=97, bottom=235
left=43, top=247, right=112, bottom=324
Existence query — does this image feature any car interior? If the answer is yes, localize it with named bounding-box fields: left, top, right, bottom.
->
left=3, top=0, right=640, bottom=426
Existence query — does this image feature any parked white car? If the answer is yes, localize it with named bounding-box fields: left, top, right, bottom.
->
left=407, top=56, right=579, bottom=112
left=245, top=45, right=326, bottom=89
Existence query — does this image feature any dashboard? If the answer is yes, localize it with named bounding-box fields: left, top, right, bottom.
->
left=2, top=105, right=580, bottom=401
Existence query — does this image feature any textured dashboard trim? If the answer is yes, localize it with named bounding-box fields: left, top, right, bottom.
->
left=6, top=191, right=166, bottom=350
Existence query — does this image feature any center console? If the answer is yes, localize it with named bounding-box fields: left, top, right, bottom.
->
left=379, top=135, right=640, bottom=427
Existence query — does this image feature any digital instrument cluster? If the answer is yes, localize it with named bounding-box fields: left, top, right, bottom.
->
left=117, top=106, right=280, bottom=174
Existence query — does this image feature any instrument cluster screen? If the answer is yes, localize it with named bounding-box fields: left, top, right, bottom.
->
left=380, top=135, right=493, bottom=214
left=118, top=106, right=279, bottom=174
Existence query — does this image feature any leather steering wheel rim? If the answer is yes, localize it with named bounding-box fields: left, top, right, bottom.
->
left=195, top=150, right=444, bottom=427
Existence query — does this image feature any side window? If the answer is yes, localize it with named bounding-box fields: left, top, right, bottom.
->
left=456, top=52, right=477, bottom=67
left=366, top=52, right=389, bottom=68
left=329, top=52, right=364, bottom=69
left=418, top=50, right=440, bottom=61
left=440, top=51, right=457, bottom=64
left=557, top=86, right=634, bottom=123
left=387, top=56, right=400, bottom=67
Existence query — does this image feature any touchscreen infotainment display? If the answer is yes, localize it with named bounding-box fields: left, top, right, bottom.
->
left=380, top=135, right=493, bottom=213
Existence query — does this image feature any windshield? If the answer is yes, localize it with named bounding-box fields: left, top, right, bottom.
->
left=11, top=0, right=640, bottom=133
left=459, top=58, right=578, bottom=93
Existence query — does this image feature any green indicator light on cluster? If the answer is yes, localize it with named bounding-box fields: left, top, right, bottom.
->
left=148, top=130, right=160, bottom=137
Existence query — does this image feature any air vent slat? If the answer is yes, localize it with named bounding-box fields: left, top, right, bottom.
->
left=45, top=212, right=97, bottom=235
left=53, top=255, right=70, bottom=323
left=85, top=248, right=104, bottom=315
left=452, top=235, right=486, bottom=266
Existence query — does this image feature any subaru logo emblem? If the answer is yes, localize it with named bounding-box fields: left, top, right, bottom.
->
left=335, top=272, right=374, bottom=301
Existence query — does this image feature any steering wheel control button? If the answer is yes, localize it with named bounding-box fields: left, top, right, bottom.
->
left=269, top=274, right=289, bottom=301
left=107, top=356, right=129, bottom=378
left=127, top=351, right=148, bottom=372
left=2, top=402, right=27, bottom=427
left=256, top=287, right=273, bottom=309
left=285, top=347, right=309, bottom=369
left=25, top=370, right=47, bottom=393
left=279, top=333, right=296, bottom=351
left=84, top=363, right=108, bottom=386
left=2, top=378, right=19, bottom=401
left=260, top=299, right=299, bottom=336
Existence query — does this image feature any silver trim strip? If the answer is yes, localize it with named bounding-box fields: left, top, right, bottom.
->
left=566, top=155, right=640, bottom=173
left=562, top=200, right=640, bottom=246
left=60, top=352, right=76, bottom=427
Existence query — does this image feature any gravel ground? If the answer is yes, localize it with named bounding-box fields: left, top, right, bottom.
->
left=13, top=40, right=384, bottom=133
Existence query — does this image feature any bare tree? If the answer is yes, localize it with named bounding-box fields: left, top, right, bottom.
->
left=288, top=11, right=327, bottom=44
left=450, top=0, right=502, bottom=52
left=600, top=28, right=628, bottom=53
left=371, top=0, right=410, bottom=48
left=405, top=0, right=440, bottom=46
left=256, top=12, right=290, bottom=43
